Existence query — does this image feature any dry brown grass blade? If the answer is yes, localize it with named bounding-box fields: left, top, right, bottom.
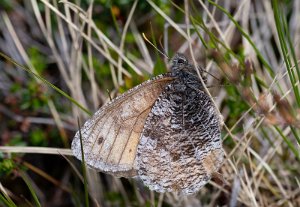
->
left=0, top=146, right=72, bottom=155
left=22, top=161, right=71, bottom=193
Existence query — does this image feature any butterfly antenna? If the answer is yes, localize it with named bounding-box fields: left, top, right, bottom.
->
left=106, top=89, right=112, bottom=101
left=202, top=69, right=220, bottom=81
left=142, top=33, right=169, bottom=59
left=206, top=83, right=230, bottom=88
left=159, top=35, right=170, bottom=60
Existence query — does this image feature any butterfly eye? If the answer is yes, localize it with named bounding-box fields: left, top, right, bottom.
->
left=177, top=58, right=185, bottom=64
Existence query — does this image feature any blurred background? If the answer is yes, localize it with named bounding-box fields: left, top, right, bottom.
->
left=0, top=0, right=300, bottom=206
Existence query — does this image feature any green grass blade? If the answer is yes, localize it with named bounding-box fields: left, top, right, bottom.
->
left=190, top=19, right=208, bottom=49
left=20, top=172, right=41, bottom=207
left=290, top=127, right=300, bottom=146
left=0, top=193, right=17, bottom=207
left=272, top=0, right=300, bottom=107
left=0, top=52, right=92, bottom=116
left=281, top=5, right=300, bottom=107
left=274, top=126, right=300, bottom=161
left=207, top=0, right=274, bottom=77
left=77, top=118, right=89, bottom=207
left=170, top=1, right=243, bottom=63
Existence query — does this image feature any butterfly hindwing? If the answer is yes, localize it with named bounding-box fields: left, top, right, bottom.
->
left=71, top=74, right=174, bottom=177
left=136, top=78, right=225, bottom=194
left=71, top=53, right=225, bottom=194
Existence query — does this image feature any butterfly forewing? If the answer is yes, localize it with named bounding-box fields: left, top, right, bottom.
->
left=136, top=78, right=225, bottom=195
left=71, top=74, right=174, bottom=177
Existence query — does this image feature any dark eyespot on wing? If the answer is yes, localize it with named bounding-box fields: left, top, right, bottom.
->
left=97, top=137, right=103, bottom=145
left=71, top=74, right=174, bottom=177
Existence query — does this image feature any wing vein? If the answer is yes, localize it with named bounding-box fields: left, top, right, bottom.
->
left=89, top=104, right=121, bottom=165
left=117, top=106, right=153, bottom=167
left=86, top=108, right=115, bottom=161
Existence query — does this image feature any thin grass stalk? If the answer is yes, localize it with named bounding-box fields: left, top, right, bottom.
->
left=0, top=52, right=91, bottom=116
left=0, top=194, right=17, bottom=207
left=78, top=118, right=90, bottom=207
left=208, top=0, right=273, bottom=76
left=20, top=172, right=41, bottom=207
left=0, top=184, right=17, bottom=207
left=274, top=126, right=300, bottom=161
left=272, top=0, right=300, bottom=106
left=290, top=127, right=300, bottom=146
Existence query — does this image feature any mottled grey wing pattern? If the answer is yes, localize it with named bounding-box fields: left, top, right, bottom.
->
left=136, top=78, right=224, bottom=195
left=71, top=74, right=174, bottom=177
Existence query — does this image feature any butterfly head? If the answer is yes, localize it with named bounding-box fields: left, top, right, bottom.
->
left=171, top=53, right=207, bottom=84
left=171, top=53, right=188, bottom=67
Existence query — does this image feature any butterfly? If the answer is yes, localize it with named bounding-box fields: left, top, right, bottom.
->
left=71, top=53, right=225, bottom=195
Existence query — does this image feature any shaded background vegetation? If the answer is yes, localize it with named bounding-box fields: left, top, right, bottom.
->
left=0, top=0, right=300, bottom=206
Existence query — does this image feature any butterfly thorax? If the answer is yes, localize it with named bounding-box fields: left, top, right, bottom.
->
left=170, top=53, right=207, bottom=91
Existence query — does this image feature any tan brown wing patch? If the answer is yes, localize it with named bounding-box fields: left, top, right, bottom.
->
left=71, top=74, right=174, bottom=177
